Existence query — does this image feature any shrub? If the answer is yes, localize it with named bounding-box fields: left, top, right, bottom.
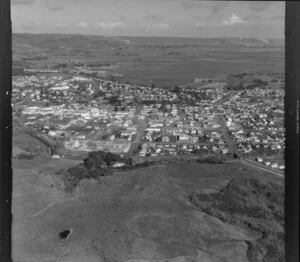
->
left=17, top=153, right=35, bottom=160
left=188, top=178, right=284, bottom=262
left=197, top=156, right=224, bottom=164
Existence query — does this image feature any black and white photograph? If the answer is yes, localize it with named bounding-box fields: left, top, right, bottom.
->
left=1, top=1, right=298, bottom=262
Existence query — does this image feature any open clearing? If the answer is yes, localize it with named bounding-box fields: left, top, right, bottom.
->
left=12, top=158, right=283, bottom=262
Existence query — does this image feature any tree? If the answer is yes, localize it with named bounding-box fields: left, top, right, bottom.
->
left=78, top=82, right=86, bottom=92
left=93, top=90, right=104, bottom=98
left=173, top=85, right=181, bottom=94
left=107, top=75, right=116, bottom=81
left=109, top=96, right=119, bottom=104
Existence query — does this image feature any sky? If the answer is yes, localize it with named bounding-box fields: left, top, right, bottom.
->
left=11, top=0, right=285, bottom=38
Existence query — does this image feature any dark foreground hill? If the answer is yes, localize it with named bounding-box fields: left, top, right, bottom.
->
left=188, top=178, right=284, bottom=262
left=12, top=134, right=50, bottom=160
left=13, top=158, right=284, bottom=262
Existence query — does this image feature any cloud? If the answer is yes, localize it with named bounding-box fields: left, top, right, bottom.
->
left=184, top=1, right=282, bottom=24
left=181, top=0, right=229, bottom=22
left=248, top=2, right=273, bottom=12
left=139, top=22, right=148, bottom=27
left=144, top=14, right=164, bottom=21
left=243, top=15, right=263, bottom=22
left=269, top=15, right=284, bottom=21
left=153, top=23, right=169, bottom=29
left=45, top=0, right=86, bottom=11
left=187, top=1, right=230, bottom=24
left=20, top=22, right=36, bottom=30
left=71, top=0, right=96, bottom=3
left=21, top=25, right=36, bottom=30
left=195, top=21, right=204, bottom=27
left=181, top=0, right=215, bottom=9
left=48, top=6, right=64, bottom=11
left=193, top=14, right=265, bottom=27
left=44, top=0, right=65, bottom=11
left=12, top=0, right=34, bottom=5
left=77, top=21, right=88, bottom=27
left=241, top=14, right=284, bottom=23
left=97, top=22, right=126, bottom=29
left=139, top=22, right=169, bottom=30
left=223, top=14, right=246, bottom=25
left=182, top=0, right=274, bottom=12
left=205, top=2, right=230, bottom=22
left=55, top=23, right=70, bottom=27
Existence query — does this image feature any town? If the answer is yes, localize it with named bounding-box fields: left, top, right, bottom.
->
left=12, top=70, right=285, bottom=172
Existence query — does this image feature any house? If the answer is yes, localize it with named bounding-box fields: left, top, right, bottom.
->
left=123, top=120, right=131, bottom=128
left=256, top=157, right=263, bottom=163
left=191, top=129, right=197, bottom=135
left=179, top=134, right=189, bottom=142
left=212, top=146, right=218, bottom=152
left=146, top=128, right=161, bottom=133
left=48, top=130, right=57, bottom=137
left=221, top=148, right=229, bottom=154
left=192, top=137, right=199, bottom=143
left=139, top=149, right=147, bottom=157
left=162, top=136, right=170, bottom=142
left=112, top=162, right=125, bottom=168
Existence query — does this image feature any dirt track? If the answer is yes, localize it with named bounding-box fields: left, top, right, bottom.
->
left=12, top=159, right=283, bottom=262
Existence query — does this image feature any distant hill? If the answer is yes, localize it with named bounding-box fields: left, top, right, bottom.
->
left=117, top=35, right=284, bottom=48
left=13, top=33, right=123, bottom=49
left=13, top=34, right=284, bottom=52
left=12, top=33, right=135, bottom=67
left=225, top=72, right=283, bottom=90
left=218, top=37, right=284, bottom=47
left=12, top=33, right=284, bottom=86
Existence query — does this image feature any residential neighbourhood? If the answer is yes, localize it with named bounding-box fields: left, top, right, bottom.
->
left=12, top=71, right=285, bottom=171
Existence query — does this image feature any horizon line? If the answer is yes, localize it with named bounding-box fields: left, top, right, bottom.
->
left=12, top=32, right=284, bottom=40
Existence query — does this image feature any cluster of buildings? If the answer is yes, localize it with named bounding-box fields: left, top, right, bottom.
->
left=255, top=157, right=285, bottom=170
left=12, top=76, right=141, bottom=154
left=12, top=72, right=284, bottom=167
left=139, top=143, right=210, bottom=157
left=222, top=88, right=284, bottom=156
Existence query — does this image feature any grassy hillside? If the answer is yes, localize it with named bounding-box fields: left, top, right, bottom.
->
left=188, top=178, right=284, bottom=262
left=13, top=155, right=284, bottom=262
left=13, top=134, right=50, bottom=160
